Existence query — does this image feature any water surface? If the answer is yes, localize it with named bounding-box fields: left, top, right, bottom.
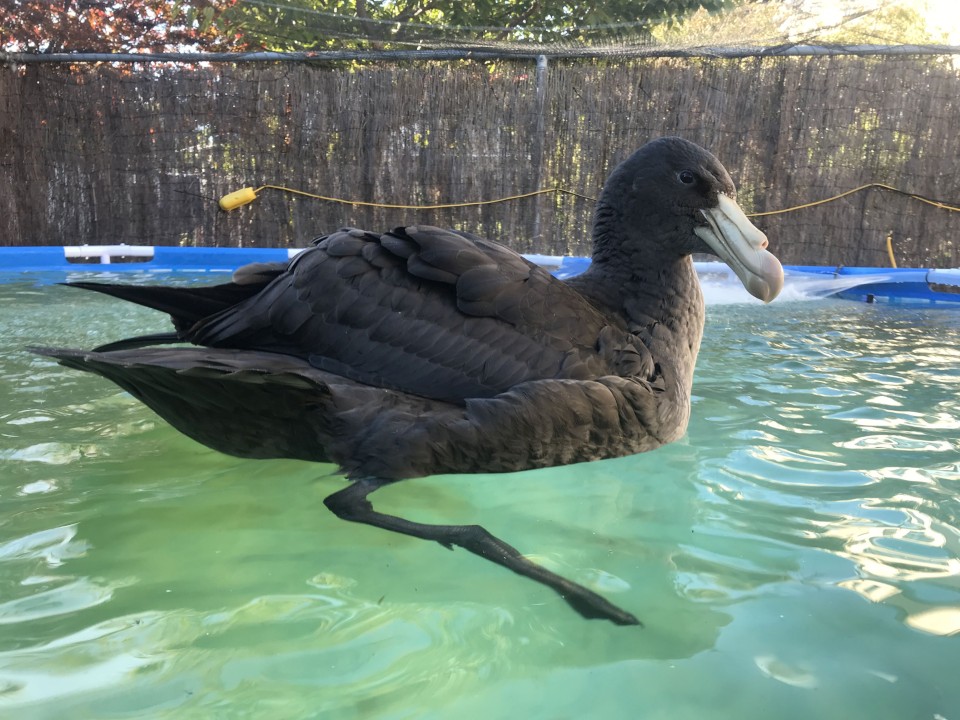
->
left=1, top=277, right=959, bottom=719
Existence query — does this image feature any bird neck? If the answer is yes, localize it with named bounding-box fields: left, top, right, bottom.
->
left=568, top=210, right=705, bottom=337
left=569, top=248, right=704, bottom=344
left=564, top=211, right=706, bottom=435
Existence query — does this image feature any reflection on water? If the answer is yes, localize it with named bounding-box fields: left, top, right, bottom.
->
left=698, top=302, right=960, bottom=652
left=1, top=281, right=959, bottom=717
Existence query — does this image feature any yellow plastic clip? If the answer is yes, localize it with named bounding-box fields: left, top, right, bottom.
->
left=219, top=187, right=258, bottom=211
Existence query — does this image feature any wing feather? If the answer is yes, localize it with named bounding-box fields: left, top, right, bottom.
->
left=188, top=225, right=641, bottom=402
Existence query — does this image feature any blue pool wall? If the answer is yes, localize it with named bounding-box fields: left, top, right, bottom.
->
left=1, top=246, right=959, bottom=305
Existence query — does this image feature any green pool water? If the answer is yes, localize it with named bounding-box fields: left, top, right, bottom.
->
left=1, top=278, right=959, bottom=719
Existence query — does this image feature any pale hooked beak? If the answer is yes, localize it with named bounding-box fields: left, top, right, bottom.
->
left=694, top=194, right=784, bottom=303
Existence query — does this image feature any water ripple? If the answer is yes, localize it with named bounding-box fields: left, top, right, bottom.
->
left=0, top=577, right=126, bottom=625
left=694, top=305, right=960, bottom=646
left=0, top=592, right=525, bottom=716
left=0, top=525, right=87, bottom=567
left=4, top=283, right=960, bottom=715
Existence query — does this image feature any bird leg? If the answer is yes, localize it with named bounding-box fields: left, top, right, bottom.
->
left=323, top=478, right=641, bottom=626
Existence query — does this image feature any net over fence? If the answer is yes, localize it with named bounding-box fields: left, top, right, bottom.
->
left=2, top=4, right=960, bottom=268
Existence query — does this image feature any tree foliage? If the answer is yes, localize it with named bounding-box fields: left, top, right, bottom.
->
left=1, top=0, right=949, bottom=55
left=0, top=0, right=245, bottom=53
left=0, top=0, right=740, bottom=54
left=223, top=0, right=737, bottom=50
left=657, top=0, right=945, bottom=49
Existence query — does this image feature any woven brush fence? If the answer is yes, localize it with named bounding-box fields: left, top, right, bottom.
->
left=2, top=55, right=959, bottom=266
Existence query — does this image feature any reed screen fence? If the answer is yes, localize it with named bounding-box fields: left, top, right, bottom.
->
left=2, top=54, right=959, bottom=267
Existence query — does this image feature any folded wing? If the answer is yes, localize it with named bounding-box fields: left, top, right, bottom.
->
left=189, top=226, right=623, bottom=403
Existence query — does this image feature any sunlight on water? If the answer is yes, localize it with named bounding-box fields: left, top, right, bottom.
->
left=1, top=277, right=959, bottom=718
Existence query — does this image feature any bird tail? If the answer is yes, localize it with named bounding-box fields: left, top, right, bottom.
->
left=30, top=345, right=338, bottom=463
left=63, top=279, right=274, bottom=335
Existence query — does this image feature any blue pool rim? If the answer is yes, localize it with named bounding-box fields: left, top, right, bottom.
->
left=0, top=245, right=296, bottom=274
left=1, top=245, right=959, bottom=305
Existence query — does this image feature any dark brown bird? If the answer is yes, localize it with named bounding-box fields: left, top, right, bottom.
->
left=34, top=137, right=783, bottom=626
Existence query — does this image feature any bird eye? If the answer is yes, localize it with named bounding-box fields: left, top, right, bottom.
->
left=678, top=170, right=696, bottom=185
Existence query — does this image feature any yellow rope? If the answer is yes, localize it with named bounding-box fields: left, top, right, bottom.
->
left=219, top=181, right=960, bottom=216
left=747, top=182, right=960, bottom=217
left=253, top=184, right=595, bottom=210
left=217, top=181, right=957, bottom=272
